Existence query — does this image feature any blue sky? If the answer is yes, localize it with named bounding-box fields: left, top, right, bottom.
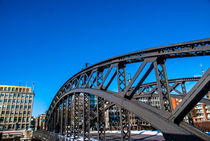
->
left=0, top=0, right=210, bottom=116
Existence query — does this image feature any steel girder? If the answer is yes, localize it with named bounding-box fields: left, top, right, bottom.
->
left=74, top=93, right=80, bottom=139
left=54, top=83, right=210, bottom=140
left=96, top=70, right=106, bottom=141
left=83, top=93, right=90, bottom=141
left=67, top=95, right=72, bottom=137
left=117, top=64, right=131, bottom=141
left=45, top=39, right=210, bottom=141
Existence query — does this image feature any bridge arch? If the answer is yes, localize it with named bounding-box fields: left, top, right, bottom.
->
left=43, top=38, right=210, bottom=141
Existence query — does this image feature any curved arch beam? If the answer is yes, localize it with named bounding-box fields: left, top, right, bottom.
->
left=51, top=88, right=205, bottom=140
left=49, top=39, right=210, bottom=109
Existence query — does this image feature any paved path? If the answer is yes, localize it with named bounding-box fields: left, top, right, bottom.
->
left=90, top=133, right=165, bottom=141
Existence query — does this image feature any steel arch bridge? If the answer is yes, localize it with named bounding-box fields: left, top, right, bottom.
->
left=42, top=38, right=210, bottom=141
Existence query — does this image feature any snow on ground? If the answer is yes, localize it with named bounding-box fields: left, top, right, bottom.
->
left=57, top=130, right=163, bottom=141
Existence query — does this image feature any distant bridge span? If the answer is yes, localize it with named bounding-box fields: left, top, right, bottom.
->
left=42, top=38, right=210, bottom=141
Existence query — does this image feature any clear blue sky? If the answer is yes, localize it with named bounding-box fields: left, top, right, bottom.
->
left=0, top=0, right=210, bottom=116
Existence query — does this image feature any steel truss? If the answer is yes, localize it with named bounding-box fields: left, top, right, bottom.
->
left=83, top=93, right=90, bottom=141
left=117, top=64, right=131, bottom=141
left=45, top=38, right=210, bottom=141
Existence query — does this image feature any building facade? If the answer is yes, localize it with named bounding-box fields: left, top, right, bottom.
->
left=34, top=114, right=46, bottom=131
left=0, top=85, right=34, bottom=131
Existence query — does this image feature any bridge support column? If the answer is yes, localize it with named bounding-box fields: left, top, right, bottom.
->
left=53, top=108, right=56, bottom=133
left=153, top=58, right=172, bottom=112
left=83, top=93, right=90, bottom=141
left=56, top=104, right=60, bottom=133
left=74, top=93, right=80, bottom=139
left=96, top=70, right=106, bottom=140
left=97, top=96, right=106, bottom=141
left=59, top=100, right=63, bottom=134
left=62, top=98, right=67, bottom=135
left=120, top=108, right=131, bottom=141
left=67, top=95, right=72, bottom=137
left=117, top=64, right=131, bottom=141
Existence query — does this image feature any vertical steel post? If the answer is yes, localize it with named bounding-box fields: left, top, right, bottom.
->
left=67, top=95, right=72, bottom=137
left=79, top=93, right=83, bottom=134
left=62, top=97, right=66, bottom=135
left=97, top=70, right=106, bottom=141
left=117, top=64, right=131, bottom=141
left=153, top=58, right=172, bottom=112
left=56, top=104, right=60, bottom=133
left=97, top=96, right=106, bottom=141
left=54, top=109, right=56, bottom=133
left=60, top=100, right=63, bottom=134
left=83, top=93, right=90, bottom=141
left=74, top=93, right=80, bottom=139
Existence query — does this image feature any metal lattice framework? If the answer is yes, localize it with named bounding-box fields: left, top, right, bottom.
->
left=44, top=38, right=210, bottom=141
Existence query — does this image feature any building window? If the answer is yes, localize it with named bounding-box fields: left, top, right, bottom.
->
left=8, top=99, right=11, bottom=103
left=12, top=105, right=15, bottom=109
left=9, top=93, right=13, bottom=97
left=20, top=105, right=23, bottom=109
left=29, top=95, right=32, bottom=98
left=14, top=117, right=17, bottom=122
left=18, top=117, right=21, bottom=122
left=9, top=117, right=13, bottom=122
left=4, top=87, right=7, bottom=91
left=12, top=88, right=14, bottom=91
left=6, top=111, right=9, bottom=115
left=29, top=100, right=32, bottom=103
left=21, top=100, right=24, bottom=103
left=1, top=111, right=5, bottom=114
left=4, top=99, right=7, bottom=103
left=16, top=105, right=19, bottom=109
left=18, top=93, right=20, bottom=97
left=0, top=117, right=4, bottom=123
left=17, top=99, right=20, bottom=103
left=0, top=99, right=2, bottom=103
left=12, top=99, right=16, bottom=103
left=13, top=93, right=16, bottom=97
left=7, top=105, right=10, bottom=109
left=24, top=105, right=27, bottom=109
left=28, top=105, right=31, bottom=109
left=22, top=124, right=25, bottom=129
left=1, top=93, right=4, bottom=96
left=0, top=87, right=3, bottom=91
left=5, top=93, right=8, bottom=97
left=8, top=124, right=12, bottom=129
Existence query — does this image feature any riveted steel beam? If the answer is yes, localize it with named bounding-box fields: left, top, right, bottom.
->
left=83, top=93, right=90, bottom=141
left=117, top=64, right=131, bottom=141
left=171, top=69, right=210, bottom=124
left=74, top=93, right=80, bottom=139
left=153, top=58, right=172, bottom=112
